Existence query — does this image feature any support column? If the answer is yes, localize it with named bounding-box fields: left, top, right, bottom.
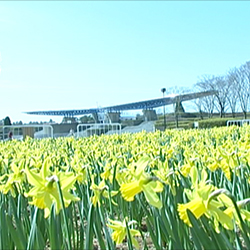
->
left=92, top=112, right=100, bottom=123
left=174, top=101, right=185, bottom=113
left=106, top=112, right=120, bottom=123
left=142, top=110, right=157, bottom=121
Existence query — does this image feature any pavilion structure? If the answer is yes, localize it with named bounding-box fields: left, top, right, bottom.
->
left=25, top=90, right=216, bottom=123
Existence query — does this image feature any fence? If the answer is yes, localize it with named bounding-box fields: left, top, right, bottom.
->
left=227, top=119, right=250, bottom=127
left=77, top=123, right=121, bottom=138
left=2, top=125, right=53, bottom=140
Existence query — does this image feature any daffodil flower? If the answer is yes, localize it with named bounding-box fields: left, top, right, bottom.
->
left=100, top=159, right=118, bottom=183
left=119, top=156, right=163, bottom=208
left=25, top=158, right=79, bottom=218
left=152, top=158, right=179, bottom=196
left=0, top=161, right=26, bottom=197
left=90, top=178, right=118, bottom=207
left=107, top=217, right=140, bottom=249
left=218, top=194, right=250, bottom=229
left=179, top=152, right=198, bottom=177
left=178, top=166, right=233, bottom=232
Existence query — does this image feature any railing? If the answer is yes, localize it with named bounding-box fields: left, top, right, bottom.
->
left=77, top=123, right=121, bottom=138
left=227, top=119, right=250, bottom=127
left=2, top=125, right=53, bottom=140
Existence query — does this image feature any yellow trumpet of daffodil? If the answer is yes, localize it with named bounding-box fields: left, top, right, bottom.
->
left=107, top=217, right=140, bottom=249
left=119, top=156, right=163, bottom=209
left=25, top=158, right=79, bottom=218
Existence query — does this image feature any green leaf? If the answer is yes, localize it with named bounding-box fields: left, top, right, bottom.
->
left=93, top=209, right=106, bottom=250
left=190, top=166, right=198, bottom=186
left=49, top=204, right=62, bottom=250
left=6, top=213, right=26, bottom=249
left=186, top=209, right=216, bottom=250
left=27, top=207, right=38, bottom=250
left=98, top=205, right=115, bottom=250
left=8, top=196, right=27, bottom=248
left=125, top=218, right=134, bottom=250
left=145, top=217, right=161, bottom=250
left=85, top=203, right=95, bottom=250
left=0, top=203, right=12, bottom=249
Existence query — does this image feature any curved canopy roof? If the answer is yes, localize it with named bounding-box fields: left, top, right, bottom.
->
left=25, top=90, right=216, bottom=117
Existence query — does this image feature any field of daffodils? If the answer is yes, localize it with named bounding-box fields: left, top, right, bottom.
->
left=0, top=125, right=249, bottom=249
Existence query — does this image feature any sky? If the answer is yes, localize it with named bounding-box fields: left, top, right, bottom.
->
left=0, top=1, right=250, bottom=124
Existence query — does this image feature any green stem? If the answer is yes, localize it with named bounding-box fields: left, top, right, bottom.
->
left=230, top=197, right=250, bottom=248
left=56, top=179, right=72, bottom=250
left=26, top=207, right=38, bottom=250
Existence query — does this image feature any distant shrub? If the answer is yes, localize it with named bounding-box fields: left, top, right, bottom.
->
left=191, top=118, right=228, bottom=129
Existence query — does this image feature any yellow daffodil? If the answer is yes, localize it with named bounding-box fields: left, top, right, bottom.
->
left=178, top=166, right=233, bottom=232
left=25, top=158, right=79, bottom=218
left=178, top=197, right=206, bottom=226
left=217, top=147, right=239, bottom=181
left=218, top=195, right=250, bottom=229
left=119, top=156, right=163, bottom=208
left=0, top=161, right=26, bottom=197
left=90, top=178, right=118, bottom=207
left=179, top=151, right=198, bottom=177
left=107, top=217, right=140, bottom=248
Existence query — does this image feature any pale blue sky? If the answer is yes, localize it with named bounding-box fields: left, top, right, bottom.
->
left=0, top=1, right=249, bottom=123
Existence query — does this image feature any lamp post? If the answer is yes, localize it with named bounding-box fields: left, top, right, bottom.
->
left=175, top=96, right=179, bottom=129
left=161, top=88, right=166, bottom=131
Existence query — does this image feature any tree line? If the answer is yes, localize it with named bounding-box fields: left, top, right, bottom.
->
left=194, top=61, right=250, bottom=119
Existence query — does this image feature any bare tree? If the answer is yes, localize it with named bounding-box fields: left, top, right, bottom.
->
left=193, top=61, right=250, bottom=120
left=236, top=61, right=250, bottom=119
left=226, top=68, right=240, bottom=118
left=195, top=76, right=216, bottom=118
left=197, top=75, right=230, bottom=118
left=193, top=97, right=204, bottom=119
left=213, top=76, right=230, bottom=117
left=165, top=86, right=189, bottom=95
